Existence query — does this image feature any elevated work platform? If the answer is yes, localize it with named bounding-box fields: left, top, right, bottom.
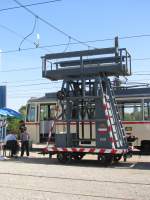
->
left=41, top=37, right=132, bottom=164
left=42, top=38, right=131, bottom=80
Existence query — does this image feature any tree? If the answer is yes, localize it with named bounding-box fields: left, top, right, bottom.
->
left=7, top=117, right=20, bottom=135
left=7, top=105, right=27, bottom=137
left=19, top=105, right=26, bottom=119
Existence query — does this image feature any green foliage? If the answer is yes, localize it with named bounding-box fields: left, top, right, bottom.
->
left=19, top=105, right=26, bottom=119
left=7, top=105, right=26, bottom=137
left=7, top=117, right=20, bottom=136
left=124, top=111, right=142, bottom=121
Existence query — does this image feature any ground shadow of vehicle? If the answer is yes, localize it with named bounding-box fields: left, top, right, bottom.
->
left=4, top=154, right=150, bottom=170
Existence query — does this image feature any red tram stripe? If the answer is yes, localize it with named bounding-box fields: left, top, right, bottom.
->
left=79, top=148, right=85, bottom=152
left=62, top=148, right=68, bottom=152
left=99, top=148, right=105, bottom=154
left=111, top=149, right=117, bottom=154
left=123, top=121, right=150, bottom=124
left=89, top=148, right=95, bottom=153
left=72, top=148, right=77, bottom=152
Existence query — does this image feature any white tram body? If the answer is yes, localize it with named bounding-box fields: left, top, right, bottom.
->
left=116, top=87, right=150, bottom=148
left=25, top=88, right=150, bottom=150
left=25, top=93, right=59, bottom=143
left=26, top=93, right=96, bottom=145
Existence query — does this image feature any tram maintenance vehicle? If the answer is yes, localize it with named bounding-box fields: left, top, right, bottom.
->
left=26, top=86, right=150, bottom=152
left=26, top=37, right=133, bottom=164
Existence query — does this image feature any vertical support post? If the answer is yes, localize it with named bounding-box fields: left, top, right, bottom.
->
left=66, top=81, right=70, bottom=147
left=80, top=56, right=85, bottom=140
left=142, top=99, right=144, bottom=121
left=148, top=102, right=150, bottom=119
left=95, top=77, right=110, bottom=148
left=42, top=57, right=47, bottom=77
left=115, top=36, right=119, bottom=59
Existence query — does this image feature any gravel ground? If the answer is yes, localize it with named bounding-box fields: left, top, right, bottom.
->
left=0, top=153, right=150, bottom=200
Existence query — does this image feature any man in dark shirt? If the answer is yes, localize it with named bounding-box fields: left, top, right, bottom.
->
left=20, top=127, right=30, bottom=157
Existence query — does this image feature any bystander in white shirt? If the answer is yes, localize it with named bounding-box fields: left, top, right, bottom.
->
left=5, top=134, right=16, bottom=143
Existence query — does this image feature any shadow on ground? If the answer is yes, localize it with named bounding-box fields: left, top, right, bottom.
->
left=3, top=154, right=150, bottom=170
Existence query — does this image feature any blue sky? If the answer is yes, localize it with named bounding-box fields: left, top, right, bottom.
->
left=0, top=0, right=150, bottom=110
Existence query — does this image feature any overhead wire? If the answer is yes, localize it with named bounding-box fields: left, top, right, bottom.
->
left=1, top=2, right=150, bottom=95
left=1, top=34, right=150, bottom=54
left=8, top=82, right=61, bottom=88
left=0, top=64, right=150, bottom=74
left=8, top=89, right=59, bottom=95
left=13, top=0, right=93, bottom=49
left=0, top=22, right=49, bottom=52
left=1, top=79, right=62, bottom=85
left=19, top=16, right=37, bottom=50
left=0, top=67, right=40, bottom=72
left=0, top=23, right=34, bottom=45
left=4, top=72, right=150, bottom=88
left=8, top=85, right=60, bottom=91
left=0, top=0, right=62, bottom=13
left=2, top=1, right=150, bottom=101
left=63, top=36, right=71, bottom=52
left=119, top=34, right=150, bottom=40
left=0, top=78, right=43, bottom=84
left=0, top=1, right=149, bottom=54
left=8, top=87, right=61, bottom=95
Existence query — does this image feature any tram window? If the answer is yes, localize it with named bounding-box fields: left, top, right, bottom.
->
left=40, top=105, right=48, bottom=121
left=40, top=104, right=56, bottom=121
left=118, top=103, right=142, bottom=121
left=144, top=100, right=150, bottom=120
left=50, top=105, right=56, bottom=119
left=26, top=104, right=36, bottom=122
left=117, top=104, right=124, bottom=120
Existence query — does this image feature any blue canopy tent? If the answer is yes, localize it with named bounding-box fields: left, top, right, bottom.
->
left=0, top=108, right=23, bottom=159
left=0, top=110, right=8, bottom=142
left=0, top=107, right=22, bottom=143
left=0, top=110, right=7, bottom=116
left=0, top=108, right=22, bottom=118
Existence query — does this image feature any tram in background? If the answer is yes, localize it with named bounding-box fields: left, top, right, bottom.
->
left=25, top=93, right=59, bottom=143
left=25, top=87, right=150, bottom=152
left=115, top=87, right=150, bottom=152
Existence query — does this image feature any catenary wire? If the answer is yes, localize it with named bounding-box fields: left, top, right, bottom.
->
left=0, top=23, right=34, bottom=45
left=0, top=22, right=49, bottom=52
left=0, top=63, right=150, bottom=73
left=8, top=82, right=61, bottom=88
left=2, top=78, right=150, bottom=85
left=1, top=34, right=150, bottom=54
left=5, top=74, right=150, bottom=88
left=13, top=0, right=93, bottom=49
left=0, top=67, right=40, bottom=72
left=0, top=0, right=62, bottom=13
left=19, top=16, right=37, bottom=50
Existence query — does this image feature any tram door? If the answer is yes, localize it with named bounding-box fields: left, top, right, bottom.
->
left=39, top=103, right=56, bottom=142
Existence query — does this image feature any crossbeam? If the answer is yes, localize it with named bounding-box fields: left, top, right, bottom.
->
left=43, top=47, right=117, bottom=60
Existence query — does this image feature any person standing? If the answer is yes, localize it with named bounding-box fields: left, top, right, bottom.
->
left=20, top=127, right=30, bottom=157
left=19, top=120, right=25, bottom=132
left=4, top=130, right=19, bottom=157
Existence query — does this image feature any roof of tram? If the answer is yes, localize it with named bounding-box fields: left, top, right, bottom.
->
left=115, top=87, right=150, bottom=98
left=27, top=87, right=150, bottom=104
